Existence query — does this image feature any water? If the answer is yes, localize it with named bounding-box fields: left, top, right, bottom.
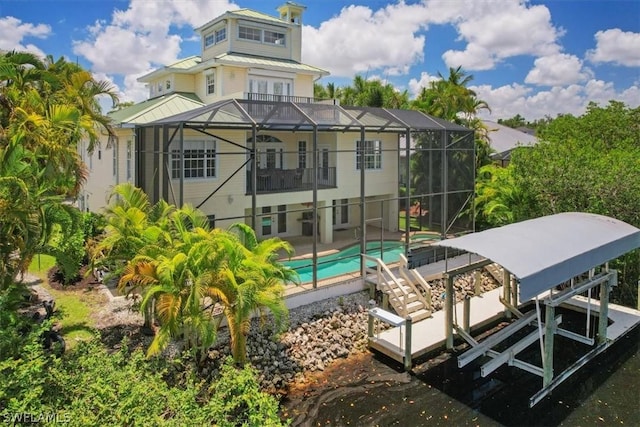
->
left=283, top=317, right=639, bottom=426
left=284, top=237, right=438, bottom=283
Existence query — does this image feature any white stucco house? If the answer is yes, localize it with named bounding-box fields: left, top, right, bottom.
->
left=80, top=2, right=474, bottom=275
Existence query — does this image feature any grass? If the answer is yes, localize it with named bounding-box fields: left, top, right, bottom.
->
left=28, top=254, right=106, bottom=348
left=398, top=213, right=432, bottom=232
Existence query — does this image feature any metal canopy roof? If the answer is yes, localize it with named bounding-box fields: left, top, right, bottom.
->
left=148, top=99, right=469, bottom=133
left=434, top=212, right=640, bottom=301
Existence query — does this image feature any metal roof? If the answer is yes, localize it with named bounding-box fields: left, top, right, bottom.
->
left=214, top=53, right=328, bottom=76
left=433, top=212, right=640, bottom=301
left=482, top=120, right=538, bottom=159
left=148, top=99, right=470, bottom=133
left=108, top=93, right=204, bottom=125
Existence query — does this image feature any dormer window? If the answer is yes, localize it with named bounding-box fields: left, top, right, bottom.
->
left=166, top=80, right=171, bottom=90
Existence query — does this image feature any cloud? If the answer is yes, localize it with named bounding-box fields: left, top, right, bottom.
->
left=525, top=53, right=592, bottom=86
left=72, top=0, right=238, bottom=76
left=586, top=29, right=640, bottom=67
left=0, top=16, right=50, bottom=57
left=407, top=71, right=439, bottom=97
left=475, top=79, right=640, bottom=121
left=439, top=1, right=563, bottom=70
left=302, top=3, right=430, bottom=77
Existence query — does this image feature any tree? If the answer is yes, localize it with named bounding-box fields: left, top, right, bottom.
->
left=203, top=223, right=297, bottom=365
left=490, top=101, right=640, bottom=306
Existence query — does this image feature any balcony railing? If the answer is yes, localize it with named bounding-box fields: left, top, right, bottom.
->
left=246, top=167, right=336, bottom=194
left=245, top=93, right=338, bottom=104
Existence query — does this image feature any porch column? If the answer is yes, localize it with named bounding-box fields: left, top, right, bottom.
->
left=319, top=201, right=332, bottom=244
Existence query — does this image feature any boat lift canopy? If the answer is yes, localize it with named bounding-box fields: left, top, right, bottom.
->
left=433, top=212, right=640, bottom=302
left=432, top=212, right=640, bottom=406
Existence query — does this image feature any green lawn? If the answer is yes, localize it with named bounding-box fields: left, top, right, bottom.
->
left=398, top=213, right=432, bottom=232
left=28, top=255, right=104, bottom=347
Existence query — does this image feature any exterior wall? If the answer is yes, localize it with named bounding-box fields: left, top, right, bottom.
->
left=79, top=128, right=136, bottom=213
left=173, top=74, right=195, bottom=93
left=293, top=74, right=314, bottom=98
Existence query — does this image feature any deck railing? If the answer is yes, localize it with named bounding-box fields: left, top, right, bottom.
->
left=246, top=167, right=336, bottom=193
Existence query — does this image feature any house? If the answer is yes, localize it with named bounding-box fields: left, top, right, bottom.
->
left=482, top=120, right=538, bottom=166
left=80, top=3, right=473, bottom=285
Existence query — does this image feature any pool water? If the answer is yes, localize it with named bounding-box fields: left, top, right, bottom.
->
left=283, top=238, right=436, bottom=283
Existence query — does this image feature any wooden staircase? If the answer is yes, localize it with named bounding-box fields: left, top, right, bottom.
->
left=363, top=254, right=432, bottom=323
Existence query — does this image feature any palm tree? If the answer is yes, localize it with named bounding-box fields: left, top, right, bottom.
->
left=202, top=224, right=298, bottom=365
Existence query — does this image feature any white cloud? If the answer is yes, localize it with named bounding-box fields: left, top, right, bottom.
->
left=437, top=0, right=563, bottom=70
left=302, top=3, right=430, bottom=77
left=525, top=53, right=592, bottom=86
left=0, top=16, right=50, bottom=57
left=475, top=79, right=640, bottom=121
left=586, top=29, right=640, bottom=67
left=407, top=71, right=439, bottom=97
left=72, top=0, right=238, bottom=75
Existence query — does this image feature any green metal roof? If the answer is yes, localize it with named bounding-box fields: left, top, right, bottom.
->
left=230, top=9, right=289, bottom=25
left=108, top=93, right=203, bottom=125
left=167, top=56, right=201, bottom=70
left=215, top=52, right=328, bottom=75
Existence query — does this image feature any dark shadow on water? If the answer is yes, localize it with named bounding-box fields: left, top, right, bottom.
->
left=291, top=309, right=639, bottom=427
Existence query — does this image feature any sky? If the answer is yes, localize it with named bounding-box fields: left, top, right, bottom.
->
left=1, top=0, right=638, bottom=120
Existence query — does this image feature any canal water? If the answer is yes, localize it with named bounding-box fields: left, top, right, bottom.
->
left=282, top=318, right=639, bottom=426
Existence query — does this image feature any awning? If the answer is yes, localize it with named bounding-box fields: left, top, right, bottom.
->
left=433, top=212, right=640, bottom=301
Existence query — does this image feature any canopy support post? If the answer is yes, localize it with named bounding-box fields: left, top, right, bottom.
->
left=445, top=273, right=454, bottom=350
left=543, top=304, right=556, bottom=387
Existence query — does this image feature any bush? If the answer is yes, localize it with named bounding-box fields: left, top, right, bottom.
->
left=0, top=328, right=288, bottom=426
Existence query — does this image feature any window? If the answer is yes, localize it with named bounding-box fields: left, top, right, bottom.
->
left=157, top=82, right=163, bottom=93
left=264, top=30, right=285, bottom=45
left=356, top=140, right=382, bottom=170
left=205, top=27, right=226, bottom=47
left=215, top=28, right=226, bottom=43
left=126, top=140, right=132, bottom=181
left=166, top=80, right=171, bottom=90
left=171, top=140, right=217, bottom=179
left=239, top=26, right=261, bottom=41
left=204, top=33, right=215, bottom=48
left=207, top=214, right=215, bottom=229
left=206, top=72, right=215, bottom=95
left=249, top=78, right=268, bottom=94
left=98, top=150, right=101, bottom=160
left=297, top=141, right=307, bottom=169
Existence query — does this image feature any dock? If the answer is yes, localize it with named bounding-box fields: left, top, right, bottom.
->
left=369, top=286, right=505, bottom=363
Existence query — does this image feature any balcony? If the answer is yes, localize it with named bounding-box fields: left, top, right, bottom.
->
left=246, top=167, right=336, bottom=194
left=245, top=93, right=338, bottom=104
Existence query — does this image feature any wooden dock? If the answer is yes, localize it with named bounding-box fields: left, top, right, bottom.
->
left=368, top=287, right=640, bottom=369
left=369, top=286, right=506, bottom=364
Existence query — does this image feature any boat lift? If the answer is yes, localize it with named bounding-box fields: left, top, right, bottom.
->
left=434, top=212, right=640, bottom=407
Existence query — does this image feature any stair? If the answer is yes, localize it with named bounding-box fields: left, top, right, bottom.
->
left=363, top=254, right=432, bottom=322
left=484, top=263, right=505, bottom=285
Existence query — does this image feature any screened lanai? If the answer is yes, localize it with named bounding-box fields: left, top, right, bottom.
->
left=134, top=98, right=474, bottom=287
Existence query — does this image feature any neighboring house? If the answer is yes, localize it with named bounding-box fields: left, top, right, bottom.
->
left=482, top=120, right=538, bottom=166
left=80, top=2, right=473, bottom=253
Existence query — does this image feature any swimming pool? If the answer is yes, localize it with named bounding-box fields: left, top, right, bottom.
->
left=284, top=237, right=438, bottom=283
